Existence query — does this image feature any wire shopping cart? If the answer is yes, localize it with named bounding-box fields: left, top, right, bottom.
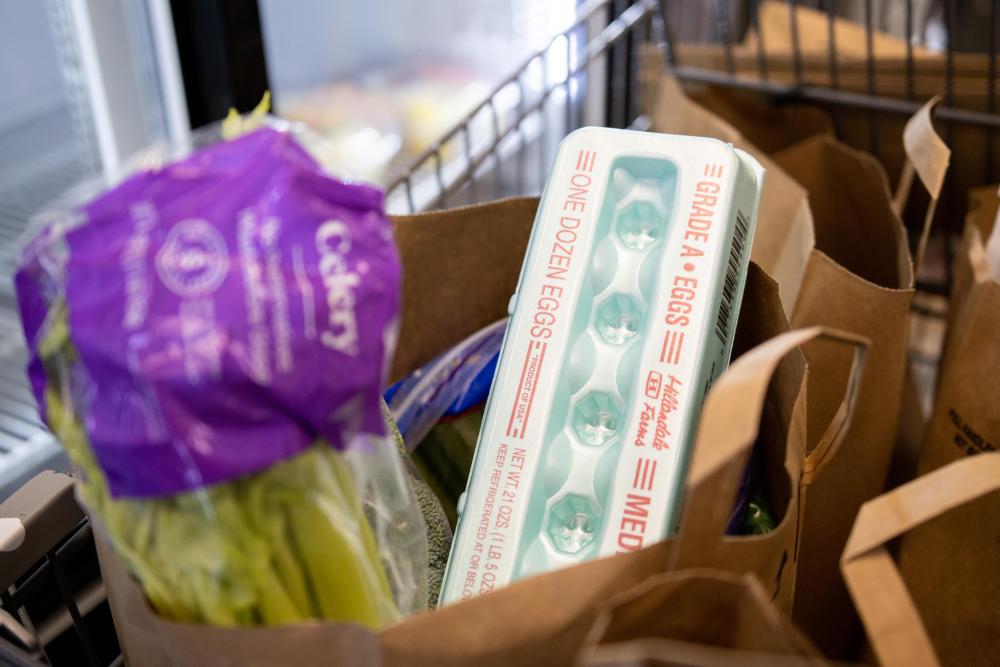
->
left=2, top=1, right=998, bottom=664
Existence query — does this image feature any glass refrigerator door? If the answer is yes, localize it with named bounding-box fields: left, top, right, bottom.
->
left=0, top=0, right=187, bottom=499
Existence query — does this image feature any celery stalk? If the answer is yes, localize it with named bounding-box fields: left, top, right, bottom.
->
left=35, top=301, right=406, bottom=628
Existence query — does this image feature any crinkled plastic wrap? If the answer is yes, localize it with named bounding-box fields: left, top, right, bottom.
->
left=14, top=120, right=428, bottom=628
left=386, top=318, right=505, bottom=451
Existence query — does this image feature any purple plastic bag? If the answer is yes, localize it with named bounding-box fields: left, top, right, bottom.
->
left=17, top=127, right=401, bottom=498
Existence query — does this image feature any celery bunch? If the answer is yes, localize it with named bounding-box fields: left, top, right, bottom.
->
left=41, top=303, right=402, bottom=628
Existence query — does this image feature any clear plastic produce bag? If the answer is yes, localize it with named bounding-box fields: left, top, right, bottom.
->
left=14, top=119, right=428, bottom=628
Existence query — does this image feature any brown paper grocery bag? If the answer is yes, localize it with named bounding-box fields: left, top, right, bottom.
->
left=665, top=322, right=867, bottom=615
left=645, top=68, right=815, bottom=313
left=90, top=197, right=654, bottom=667
left=578, top=570, right=825, bottom=667
left=644, top=68, right=951, bottom=653
left=575, top=321, right=869, bottom=667
left=674, top=2, right=978, bottom=102
left=389, top=315, right=868, bottom=664
left=390, top=196, right=538, bottom=381
left=743, top=0, right=933, bottom=61
left=89, top=282, right=821, bottom=666
left=887, top=186, right=1000, bottom=667
left=921, top=185, right=1000, bottom=440
left=773, top=100, right=949, bottom=658
left=686, top=86, right=833, bottom=154
left=94, top=317, right=861, bottom=666
left=381, top=278, right=866, bottom=665
left=842, top=453, right=1000, bottom=667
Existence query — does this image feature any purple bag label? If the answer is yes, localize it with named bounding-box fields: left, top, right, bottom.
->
left=39, top=128, right=399, bottom=498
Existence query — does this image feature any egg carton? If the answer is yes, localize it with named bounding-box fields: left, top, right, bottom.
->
left=440, top=127, right=764, bottom=604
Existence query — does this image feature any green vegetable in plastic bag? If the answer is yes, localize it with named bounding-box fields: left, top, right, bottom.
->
left=41, top=303, right=417, bottom=627
left=17, top=118, right=429, bottom=629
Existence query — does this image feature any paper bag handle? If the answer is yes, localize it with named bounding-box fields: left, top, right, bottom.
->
left=841, top=453, right=1000, bottom=667
left=891, top=96, right=951, bottom=273
left=800, top=335, right=869, bottom=485
left=670, top=327, right=869, bottom=570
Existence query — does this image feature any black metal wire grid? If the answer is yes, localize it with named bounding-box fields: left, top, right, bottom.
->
left=662, top=1, right=1000, bottom=135
left=384, top=0, right=1000, bottom=302
left=384, top=0, right=660, bottom=214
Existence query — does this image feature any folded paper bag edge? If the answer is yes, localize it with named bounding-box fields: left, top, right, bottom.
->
left=840, top=453, right=1000, bottom=667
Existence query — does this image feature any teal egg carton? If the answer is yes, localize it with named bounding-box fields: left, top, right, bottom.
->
left=440, top=127, right=765, bottom=604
